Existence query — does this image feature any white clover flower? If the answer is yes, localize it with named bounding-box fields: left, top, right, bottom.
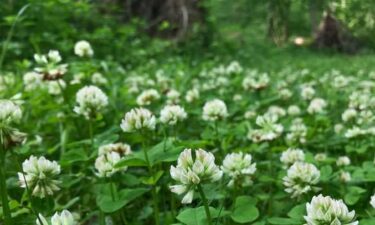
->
left=95, top=152, right=123, bottom=177
left=332, top=75, right=350, bottom=88
left=185, top=88, right=200, bottom=103
left=342, top=109, right=357, bottom=122
left=301, top=86, right=315, bottom=100
left=98, top=143, right=132, bottom=156
left=74, top=40, right=94, bottom=57
left=340, top=171, right=351, bottom=183
left=283, top=162, right=320, bottom=198
left=23, top=72, right=45, bottom=91
left=36, top=214, right=49, bottom=225
left=280, top=148, right=305, bottom=168
left=202, top=99, right=228, bottom=121
left=47, top=80, right=66, bottom=95
left=221, top=152, right=256, bottom=187
left=34, top=50, right=67, bottom=80
left=288, top=105, right=301, bottom=116
left=279, top=88, right=292, bottom=99
left=48, top=50, right=62, bottom=63
left=166, top=89, right=180, bottom=104
left=247, top=114, right=283, bottom=142
left=0, top=74, right=15, bottom=92
left=307, top=98, right=327, bottom=114
left=344, top=126, right=366, bottom=138
left=334, top=123, right=344, bottom=134
left=348, top=91, right=371, bottom=110
left=170, top=149, right=223, bottom=204
left=70, top=73, right=85, bottom=85
left=91, top=72, right=108, bottom=85
left=120, top=108, right=156, bottom=132
left=159, top=105, right=187, bottom=125
left=242, top=72, right=270, bottom=90
left=51, top=210, right=77, bottom=225
left=357, top=110, right=373, bottom=125
left=95, top=143, right=132, bottom=177
left=226, top=61, right=243, bottom=75
left=304, top=194, right=358, bottom=225
left=336, top=156, right=351, bottom=167
left=73, top=85, right=108, bottom=119
left=136, top=89, right=160, bottom=106
left=244, top=110, right=257, bottom=119
left=371, top=194, right=375, bottom=208
left=314, top=153, right=327, bottom=162
left=18, top=156, right=61, bottom=198
left=266, top=106, right=286, bottom=118
left=286, top=118, right=307, bottom=144
left=233, top=94, right=243, bottom=101
left=0, top=100, right=22, bottom=125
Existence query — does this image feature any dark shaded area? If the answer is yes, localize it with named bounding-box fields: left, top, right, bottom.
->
left=314, top=12, right=360, bottom=54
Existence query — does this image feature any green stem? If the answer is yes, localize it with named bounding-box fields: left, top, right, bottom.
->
left=213, top=121, right=224, bottom=157
left=197, top=184, right=212, bottom=225
left=141, top=131, right=160, bottom=225
left=109, top=179, right=127, bottom=225
left=12, top=153, right=43, bottom=225
left=0, top=131, right=11, bottom=225
left=0, top=4, right=30, bottom=71
left=89, top=118, right=94, bottom=151
left=56, top=80, right=81, bottom=137
left=99, top=211, right=105, bottom=225
left=170, top=191, right=176, bottom=221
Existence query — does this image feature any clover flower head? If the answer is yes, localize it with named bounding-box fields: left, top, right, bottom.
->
left=98, top=143, right=132, bottom=156
left=34, top=50, right=67, bottom=80
left=336, top=156, right=351, bottom=167
left=160, top=105, right=187, bottom=125
left=301, top=85, right=315, bottom=100
left=120, top=108, right=156, bottom=132
left=242, top=72, right=270, bottom=90
left=280, top=148, right=305, bottom=168
left=0, top=100, right=22, bottom=125
left=23, top=72, right=45, bottom=91
left=221, top=152, right=256, bottom=187
left=136, top=89, right=160, bottom=106
left=74, top=40, right=94, bottom=57
left=304, top=194, right=358, bottom=225
left=95, top=151, right=124, bottom=177
left=170, top=149, right=223, bottom=204
left=283, top=162, right=320, bottom=198
left=166, top=89, right=181, bottom=104
left=18, top=156, right=61, bottom=198
left=51, top=210, right=77, bottom=225
left=73, top=85, right=108, bottom=119
left=185, top=88, right=200, bottom=103
left=247, top=114, right=283, bottom=142
left=370, top=194, right=375, bottom=208
left=307, top=98, right=327, bottom=114
left=202, top=99, right=228, bottom=121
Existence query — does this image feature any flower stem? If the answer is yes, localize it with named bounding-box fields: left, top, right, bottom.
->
left=197, top=184, right=212, bottom=225
left=89, top=118, right=94, bottom=151
left=109, top=178, right=127, bottom=225
left=0, top=131, right=11, bottom=225
left=141, top=131, right=160, bottom=225
left=11, top=153, right=43, bottom=225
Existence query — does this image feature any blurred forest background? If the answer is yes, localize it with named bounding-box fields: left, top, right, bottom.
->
left=2, top=0, right=375, bottom=71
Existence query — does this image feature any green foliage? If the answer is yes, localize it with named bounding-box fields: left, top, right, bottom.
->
left=1, top=1, right=375, bottom=225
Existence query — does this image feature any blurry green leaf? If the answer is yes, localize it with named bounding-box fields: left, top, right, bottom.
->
left=231, top=196, right=259, bottom=223
left=267, top=217, right=301, bottom=225
left=60, top=149, right=89, bottom=166
left=287, top=203, right=306, bottom=220
left=177, top=206, right=227, bottom=225
left=96, top=188, right=148, bottom=213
